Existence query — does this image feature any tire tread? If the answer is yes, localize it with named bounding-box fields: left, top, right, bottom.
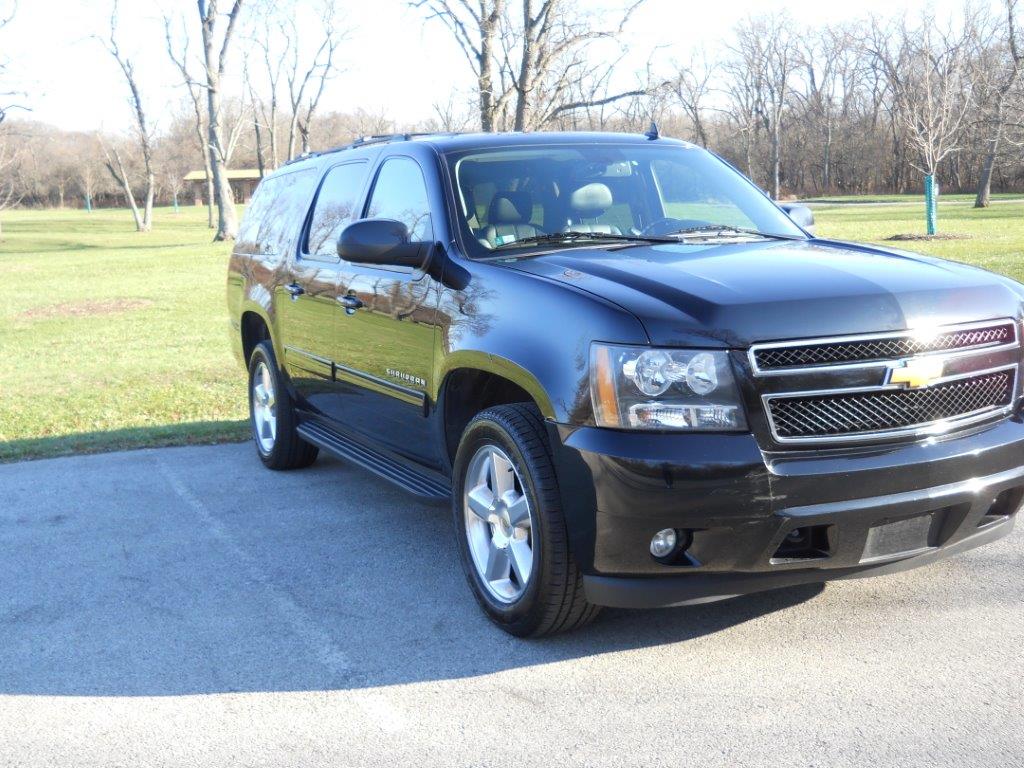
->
left=458, top=402, right=599, bottom=637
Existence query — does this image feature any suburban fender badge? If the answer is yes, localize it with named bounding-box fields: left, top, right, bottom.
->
left=886, top=358, right=946, bottom=389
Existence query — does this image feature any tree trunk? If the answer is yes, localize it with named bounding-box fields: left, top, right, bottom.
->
left=286, top=113, right=298, bottom=161
left=205, top=172, right=215, bottom=227
left=142, top=170, right=154, bottom=232
left=114, top=173, right=144, bottom=231
left=104, top=146, right=146, bottom=232
left=199, top=0, right=241, bottom=242
left=207, top=103, right=238, bottom=240
left=254, top=115, right=266, bottom=177
left=822, top=120, right=832, bottom=192
left=477, top=0, right=502, bottom=131
left=975, top=102, right=1005, bottom=208
left=513, top=0, right=536, bottom=132
left=771, top=128, right=781, bottom=199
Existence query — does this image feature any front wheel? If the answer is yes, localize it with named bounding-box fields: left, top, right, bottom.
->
left=248, top=340, right=318, bottom=470
left=452, top=403, right=599, bottom=637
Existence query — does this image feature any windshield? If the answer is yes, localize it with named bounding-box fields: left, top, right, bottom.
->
left=446, top=143, right=805, bottom=258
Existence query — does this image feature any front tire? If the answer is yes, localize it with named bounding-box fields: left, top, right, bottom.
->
left=452, top=403, right=599, bottom=637
left=248, top=340, right=318, bottom=470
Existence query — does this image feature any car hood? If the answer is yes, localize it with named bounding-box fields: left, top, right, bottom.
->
left=505, top=238, right=1024, bottom=347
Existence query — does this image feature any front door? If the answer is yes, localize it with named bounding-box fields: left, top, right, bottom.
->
left=333, top=155, right=443, bottom=467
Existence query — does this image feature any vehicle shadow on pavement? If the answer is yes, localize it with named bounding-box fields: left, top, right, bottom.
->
left=0, top=444, right=825, bottom=697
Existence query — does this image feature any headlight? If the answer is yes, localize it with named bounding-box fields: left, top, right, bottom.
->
left=590, top=343, right=748, bottom=431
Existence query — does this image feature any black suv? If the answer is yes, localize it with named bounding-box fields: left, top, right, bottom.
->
left=228, top=131, right=1024, bottom=636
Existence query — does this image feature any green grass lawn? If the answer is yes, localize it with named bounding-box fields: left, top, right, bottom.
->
left=802, top=192, right=1024, bottom=205
left=1, top=198, right=1023, bottom=461
left=813, top=199, right=1024, bottom=282
left=0, top=206, right=248, bottom=461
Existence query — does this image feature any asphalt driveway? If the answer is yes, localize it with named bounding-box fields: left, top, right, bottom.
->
left=1, top=442, right=1022, bottom=767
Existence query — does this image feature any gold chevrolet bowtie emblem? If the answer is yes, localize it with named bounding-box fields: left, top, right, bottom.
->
left=887, top=358, right=945, bottom=389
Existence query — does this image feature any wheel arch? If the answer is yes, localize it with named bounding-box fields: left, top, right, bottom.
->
left=239, top=304, right=277, bottom=365
left=436, top=352, right=556, bottom=469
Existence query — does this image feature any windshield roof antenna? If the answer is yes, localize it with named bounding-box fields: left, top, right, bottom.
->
left=644, top=121, right=659, bottom=140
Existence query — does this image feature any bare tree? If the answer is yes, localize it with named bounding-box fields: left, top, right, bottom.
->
left=247, top=8, right=287, bottom=168
left=283, top=0, right=345, bottom=159
left=430, top=93, right=477, bottom=132
left=973, top=0, right=1023, bottom=206
left=728, top=13, right=796, bottom=199
left=510, top=0, right=648, bottom=131
left=196, top=0, right=245, bottom=241
left=0, top=132, right=19, bottom=239
left=413, top=0, right=505, bottom=131
left=99, top=1, right=155, bottom=232
left=166, top=16, right=216, bottom=227
left=77, top=148, right=104, bottom=211
left=98, top=134, right=147, bottom=226
left=869, top=13, right=975, bottom=182
left=0, top=1, right=25, bottom=127
left=415, top=0, right=648, bottom=132
left=793, top=26, right=859, bottom=193
left=672, top=52, right=712, bottom=147
left=721, top=29, right=765, bottom=183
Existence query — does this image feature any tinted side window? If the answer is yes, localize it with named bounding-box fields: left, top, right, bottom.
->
left=237, top=169, right=316, bottom=255
left=305, top=162, right=368, bottom=259
left=236, top=175, right=283, bottom=255
left=365, top=157, right=433, bottom=241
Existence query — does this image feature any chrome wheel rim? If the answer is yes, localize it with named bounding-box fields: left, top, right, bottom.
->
left=463, top=444, right=534, bottom=603
left=251, top=361, right=277, bottom=454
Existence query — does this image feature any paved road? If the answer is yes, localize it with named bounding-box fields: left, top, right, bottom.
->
left=1, top=443, right=1022, bottom=767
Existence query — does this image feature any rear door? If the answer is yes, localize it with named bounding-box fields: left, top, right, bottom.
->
left=278, top=162, right=369, bottom=418
left=331, top=154, right=443, bottom=466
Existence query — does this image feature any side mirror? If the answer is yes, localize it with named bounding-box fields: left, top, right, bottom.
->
left=337, top=218, right=427, bottom=267
left=779, top=203, right=815, bottom=235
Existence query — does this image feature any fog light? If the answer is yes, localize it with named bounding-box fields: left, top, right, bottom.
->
left=650, top=528, right=678, bottom=558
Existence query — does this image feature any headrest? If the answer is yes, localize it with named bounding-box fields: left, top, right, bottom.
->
left=569, top=183, right=613, bottom=216
left=488, top=191, right=532, bottom=224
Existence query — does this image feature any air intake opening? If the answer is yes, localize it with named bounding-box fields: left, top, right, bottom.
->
left=772, top=525, right=833, bottom=562
left=978, top=487, right=1024, bottom=527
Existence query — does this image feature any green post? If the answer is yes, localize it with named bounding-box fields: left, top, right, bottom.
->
left=84, top=193, right=92, bottom=213
left=924, top=174, right=937, bottom=235
left=173, top=192, right=179, bottom=214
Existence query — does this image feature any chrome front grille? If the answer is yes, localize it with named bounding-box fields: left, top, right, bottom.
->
left=751, top=319, right=1021, bottom=445
left=753, top=321, right=1016, bottom=372
left=767, top=369, right=1015, bottom=440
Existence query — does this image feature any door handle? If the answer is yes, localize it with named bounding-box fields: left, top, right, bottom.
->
left=285, top=282, right=304, bottom=299
left=339, top=294, right=363, bottom=312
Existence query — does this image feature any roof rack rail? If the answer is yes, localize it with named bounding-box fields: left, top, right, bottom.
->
left=280, top=132, right=465, bottom=166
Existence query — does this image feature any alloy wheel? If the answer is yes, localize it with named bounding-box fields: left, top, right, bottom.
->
left=251, top=361, right=278, bottom=454
left=463, top=444, right=535, bottom=603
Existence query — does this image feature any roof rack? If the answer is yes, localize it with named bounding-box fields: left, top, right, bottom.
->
left=281, top=132, right=464, bottom=166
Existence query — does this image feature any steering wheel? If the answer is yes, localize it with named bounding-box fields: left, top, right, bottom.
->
left=641, top=218, right=714, bottom=237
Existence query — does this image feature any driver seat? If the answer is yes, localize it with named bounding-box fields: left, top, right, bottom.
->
left=484, top=192, right=539, bottom=247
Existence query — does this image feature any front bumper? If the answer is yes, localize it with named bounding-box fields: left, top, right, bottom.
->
left=548, top=417, right=1024, bottom=609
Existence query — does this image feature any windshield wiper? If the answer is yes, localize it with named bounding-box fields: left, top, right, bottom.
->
left=492, top=231, right=676, bottom=251
left=666, top=224, right=802, bottom=241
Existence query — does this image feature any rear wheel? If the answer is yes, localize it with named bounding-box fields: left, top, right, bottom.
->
left=453, top=403, right=599, bottom=637
left=248, top=341, right=318, bottom=470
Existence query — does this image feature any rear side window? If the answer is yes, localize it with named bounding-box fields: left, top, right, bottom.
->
left=236, top=168, right=316, bottom=256
left=305, top=162, right=368, bottom=259
left=365, top=157, right=433, bottom=242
